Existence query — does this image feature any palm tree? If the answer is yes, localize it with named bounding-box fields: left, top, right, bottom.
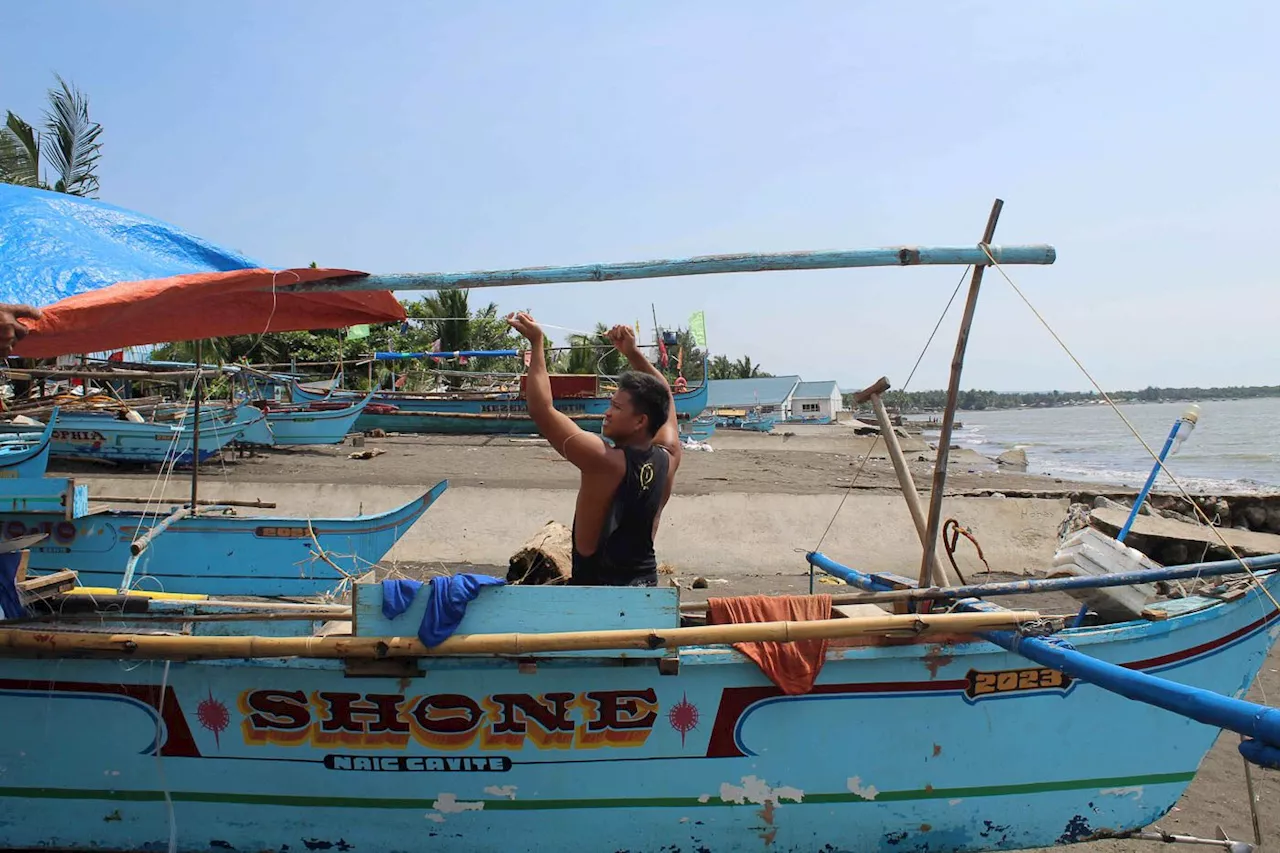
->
left=0, top=74, right=102, bottom=197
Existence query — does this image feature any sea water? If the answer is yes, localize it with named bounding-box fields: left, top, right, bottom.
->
left=918, top=397, right=1280, bottom=493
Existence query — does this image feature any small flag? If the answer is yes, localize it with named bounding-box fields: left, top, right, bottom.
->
left=400, top=320, right=410, bottom=334
left=676, top=346, right=683, bottom=372
left=689, top=311, right=707, bottom=347
left=657, top=331, right=668, bottom=368
left=523, top=349, right=532, bottom=367
left=347, top=324, right=370, bottom=340
left=108, top=351, right=124, bottom=362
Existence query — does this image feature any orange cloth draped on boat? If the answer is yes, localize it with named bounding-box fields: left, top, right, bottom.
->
left=706, top=594, right=832, bottom=695
left=13, top=267, right=405, bottom=359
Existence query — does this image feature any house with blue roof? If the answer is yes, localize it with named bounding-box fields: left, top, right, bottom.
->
left=706, top=376, right=800, bottom=418
left=705, top=375, right=845, bottom=422
left=789, top=380, right=843, bottom=423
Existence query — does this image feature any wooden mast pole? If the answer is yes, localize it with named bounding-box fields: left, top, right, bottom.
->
left=852, top=377, right=953, bottom=587
left=190, top=339, right=202, bottom=514
left=917, top=200, right=1003, bottom=589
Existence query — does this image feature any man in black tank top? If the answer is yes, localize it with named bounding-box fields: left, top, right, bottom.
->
left=507, top=313, right=683, bottom=586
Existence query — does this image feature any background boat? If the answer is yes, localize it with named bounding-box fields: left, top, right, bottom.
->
left=3, top=480, right=446, bottom=597
left=254, top=394, right=373, bottom=446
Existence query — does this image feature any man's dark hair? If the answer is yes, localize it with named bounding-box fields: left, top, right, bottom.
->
left=617, top=371, right=670, bottom=437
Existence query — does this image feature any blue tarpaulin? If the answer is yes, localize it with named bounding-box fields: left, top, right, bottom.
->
left=0, top=184, right=260, bottom=307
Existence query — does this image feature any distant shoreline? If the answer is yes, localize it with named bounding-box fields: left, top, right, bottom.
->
left=873, top=392, right=1280, bottom=415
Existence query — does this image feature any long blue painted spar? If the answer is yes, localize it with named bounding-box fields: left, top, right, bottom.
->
left=286, top=244, right=1056, bottom=293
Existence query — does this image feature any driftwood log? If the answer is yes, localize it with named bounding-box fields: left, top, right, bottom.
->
left=508, top=521, right=573, bottom=585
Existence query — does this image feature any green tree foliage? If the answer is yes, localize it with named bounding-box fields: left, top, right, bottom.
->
left=1, top=74, right=102, bottom=196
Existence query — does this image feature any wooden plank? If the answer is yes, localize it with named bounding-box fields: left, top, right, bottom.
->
left=18, top=569, right=78, bottom=603
left=0, top=478, right=87, bottom=519
left=1090, top=507, right=1280, bottom=557
left=352, top=582, right=680, bottom=658
left=1141, top=596, right=1220, bottom=621
left=832, top=603, right=892, bottom=619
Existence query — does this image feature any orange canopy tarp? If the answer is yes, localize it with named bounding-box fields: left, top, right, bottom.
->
left=13, top=267, right=405, bottom=359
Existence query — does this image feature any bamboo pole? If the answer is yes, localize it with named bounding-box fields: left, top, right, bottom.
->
left=93, top=496, right=278, bottom=509
left=129, top=508, right=192, bottom=556
left=287, top=245, right=1056, bottom=295
left=0, top=610, right=1043, bottom=660
left=919, top=200, right=1003, bottom=589
left=853, top=377, right=953, bottom=587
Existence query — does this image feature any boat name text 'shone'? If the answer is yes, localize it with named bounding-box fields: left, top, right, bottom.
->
left=239, top=687, right=660, bottom=752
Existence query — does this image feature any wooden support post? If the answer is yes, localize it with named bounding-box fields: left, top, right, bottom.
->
left=190, top=339, right=202, bottom=515
left=852, top=377, right=953, bottom=587
left=918, top=200, right=1004, bottom=589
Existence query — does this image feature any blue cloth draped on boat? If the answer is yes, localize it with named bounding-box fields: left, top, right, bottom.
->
left=0, top=184, right=260, bottom=306
left=381, top=574, right=506, bottom=646
left=0, top=552, right=26, bottom=620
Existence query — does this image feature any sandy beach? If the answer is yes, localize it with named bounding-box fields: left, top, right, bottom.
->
left=47, top=421, right=1279, bottom=849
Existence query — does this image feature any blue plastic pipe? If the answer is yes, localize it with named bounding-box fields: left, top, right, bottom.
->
left=805, top=550, right=1280, bottom=601
left=1116, top=415, right=1189, bottom=543
left=808, top=552, right=1280, bottom=770
left=979, top=616, right=1280, bottom=770
left=374, top=350, right=520, bottom=361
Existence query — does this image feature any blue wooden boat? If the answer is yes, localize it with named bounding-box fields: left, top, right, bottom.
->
left=0, top=410, right=238, bottom=466
left=0, top=557, right=1274, bottom=851
left=8, top=207, right=1278, bottom=851
left=0, top=480, right=446, bottom=597
left=0, top=414, right=55, bottom=480
left=152, top=401, right=275, bottom=446
left=713, top=407, right=777, bottom=431
left=258, top=393, right=372, bottom=445
left=290, top=369, right=710, bottom=435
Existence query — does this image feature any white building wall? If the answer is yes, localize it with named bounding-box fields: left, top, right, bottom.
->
left=790, top=389, right=841, bottom=421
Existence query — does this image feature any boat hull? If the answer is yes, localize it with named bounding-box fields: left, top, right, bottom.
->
left=0, top=413, right=237, bottom=465
left=264, top=395, right=371, bottom=445
left=0, top=482, right=445, bottom=596
left=0, top=573, right=1274, bottom=851
left=0, top=417, right=55, bottom=479
left=359, top=410, right=604, bottom=435
left=292, top=377, right=710, bottom=434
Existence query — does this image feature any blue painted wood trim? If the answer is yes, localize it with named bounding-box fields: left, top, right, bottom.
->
left=289, top=244, right=1056, bottom=293
left=353, top=583, right=680, bottom=658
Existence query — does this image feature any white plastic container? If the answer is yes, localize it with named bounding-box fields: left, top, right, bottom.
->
left=1051, top=527, right=1160, bottom=621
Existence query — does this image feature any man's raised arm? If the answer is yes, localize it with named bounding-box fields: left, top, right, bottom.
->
left=507, top=312, right=613, bottom=471
left=605, top=325, right=682, bottom=461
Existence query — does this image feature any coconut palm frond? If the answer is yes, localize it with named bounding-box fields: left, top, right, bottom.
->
left=41, top=75, right=102, bottom=197
left=0, top=112, right=42, bottom=188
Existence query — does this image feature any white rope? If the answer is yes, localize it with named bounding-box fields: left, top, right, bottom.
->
left=979, top=245, right=1280, bottom=611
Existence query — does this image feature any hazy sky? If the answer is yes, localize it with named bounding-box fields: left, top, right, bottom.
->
left=4, top=2, right=1277, bottom=392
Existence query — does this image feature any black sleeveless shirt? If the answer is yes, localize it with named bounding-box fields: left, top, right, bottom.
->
left=571, top=444, right=669, bottom=587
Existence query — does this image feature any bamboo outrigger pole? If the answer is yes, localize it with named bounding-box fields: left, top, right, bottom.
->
left=283, top=244, right=1056, bottom=295
left=0, top=609, right=1044, bottom=660
left=918, top=200, right=1004, bottom=588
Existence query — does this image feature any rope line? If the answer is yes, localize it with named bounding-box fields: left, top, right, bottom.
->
left=812, top=266, right=972, bottom=554
left=980, top=245, right=1280, bottom=612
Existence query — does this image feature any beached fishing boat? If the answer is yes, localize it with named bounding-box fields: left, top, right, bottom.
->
left=254, top=393, right=373, bottom=445
left=4, top=193, right=1277, bottom=852
left=0, top=410, right=239, bottom=466
left=0, top=479, right=446, bottom=597
left=0, top=416, right=55, bottom=480
left=713, top=407, right=777, bottom=432
left=290, top=368, right=711, bottom=435
left=0, top=557, right=1274, bottom=852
